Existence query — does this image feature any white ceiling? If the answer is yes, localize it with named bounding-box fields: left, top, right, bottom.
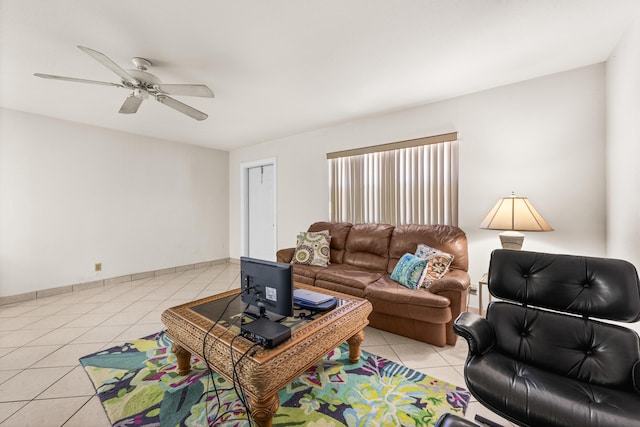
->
left=1, top=0, right=639, bottom=151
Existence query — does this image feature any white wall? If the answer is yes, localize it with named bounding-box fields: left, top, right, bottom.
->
left=229, top=64, right=607, bottom=308
left=607, top=19, right=640, bottom=269
left=0, top=109, right=229, bottom=297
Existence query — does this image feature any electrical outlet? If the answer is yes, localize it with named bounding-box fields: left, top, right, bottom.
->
left=95, top=262, right=102, bottom=272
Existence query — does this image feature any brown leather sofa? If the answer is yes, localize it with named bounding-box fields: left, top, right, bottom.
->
left=277, top=221, right=470, bottom=347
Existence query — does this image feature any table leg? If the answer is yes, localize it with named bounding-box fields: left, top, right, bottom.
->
left=346, top=330, right=365, bottom=363
left=171, top=344, right=192, bottom=375
left=247, top=393, right=279, bottom=427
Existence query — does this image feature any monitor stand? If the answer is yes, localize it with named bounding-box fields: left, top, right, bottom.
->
left=242, top=304, right=286, bottom=323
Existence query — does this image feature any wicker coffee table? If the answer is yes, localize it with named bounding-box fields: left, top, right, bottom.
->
left=161, top=283, right=372, bottom=427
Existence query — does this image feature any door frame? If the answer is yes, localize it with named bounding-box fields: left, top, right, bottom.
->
left=240, top=158, right=277, bottom=258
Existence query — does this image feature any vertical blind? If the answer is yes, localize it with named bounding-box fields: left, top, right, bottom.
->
left=328, top=133, right=458, bottom=226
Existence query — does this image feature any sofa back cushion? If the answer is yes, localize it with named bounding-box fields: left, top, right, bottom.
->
left=343, top=223, right=394, bottom=271
left=308, top=221, right=352, bottom=264
left=388, top=224, right=468, bottom=274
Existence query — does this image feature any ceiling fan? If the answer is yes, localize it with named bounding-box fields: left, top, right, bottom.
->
left=34, top=46, right=214, bottom=121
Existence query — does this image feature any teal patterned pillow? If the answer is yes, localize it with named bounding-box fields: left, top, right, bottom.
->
left=390, top=253, right=428, bottom=290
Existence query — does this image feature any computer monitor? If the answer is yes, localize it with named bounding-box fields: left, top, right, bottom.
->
left=240, top=257, right=294, bottom=321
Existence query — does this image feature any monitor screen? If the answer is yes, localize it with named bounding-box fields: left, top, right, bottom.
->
left=240, top=257, right=293, bottom=321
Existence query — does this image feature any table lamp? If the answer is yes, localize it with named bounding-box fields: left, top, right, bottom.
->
left=480, top=193, right=553, bottom=250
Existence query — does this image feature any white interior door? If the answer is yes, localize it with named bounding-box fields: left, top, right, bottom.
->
left=247, top=164, right=275, bottom=260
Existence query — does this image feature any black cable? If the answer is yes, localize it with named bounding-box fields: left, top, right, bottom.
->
left=230, top=334, right=251, bottom=424
left=210, top=321, right=261, bottom=425
left=219, top=337, right=260, bottom=426
left=201, top=287, right=262, bottom=426
left=200, top=291, right=251, bottom=426
left=235, top=343, right=261, bottom=424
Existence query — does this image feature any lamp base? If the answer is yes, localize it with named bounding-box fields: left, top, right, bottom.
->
left=499, top=231, right=524, bottom=250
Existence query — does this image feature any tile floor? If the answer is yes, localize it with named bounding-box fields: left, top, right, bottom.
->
left=0, top=263, right=515, bottom=427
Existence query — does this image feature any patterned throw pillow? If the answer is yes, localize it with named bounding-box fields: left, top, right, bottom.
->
left=415, top=244, right=439, bottom=259
left=390, top=253, right=429, bottom=290
left=415, top=244, right=455, bottom=289
left=292, top=230, right=331, bottom=267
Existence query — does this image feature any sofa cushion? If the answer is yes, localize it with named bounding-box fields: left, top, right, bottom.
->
left=388, top=224, right=468, bottom=274
left=292, top=230, right=331, bottom=266
left=308, top=222, right=352, bottom=264
left=343, top=223, right=394, bottom=271
left=390, top=253, right=428, bottom=289
left=291, top=263, right=324, bottom=280
left=365, top=276, right=451, bottom=323
left=315, top=265, right=382, bottom=293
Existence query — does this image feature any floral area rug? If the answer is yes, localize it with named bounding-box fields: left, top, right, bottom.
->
left=80, top=331, right=470, bottom=426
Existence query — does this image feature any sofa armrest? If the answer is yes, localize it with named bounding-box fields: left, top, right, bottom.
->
left=276, top=248, right=295, bottom=263
left=453, top=311, right=495, bottom=356
left=427, top=269, right=470, bottom=294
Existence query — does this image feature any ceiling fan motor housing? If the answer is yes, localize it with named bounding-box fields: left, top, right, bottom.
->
left=126, top=69, right=162, bottom=87
left=131, top=57, right=152, bottom=71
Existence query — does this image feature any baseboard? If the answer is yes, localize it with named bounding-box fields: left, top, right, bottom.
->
left=0, top=258, right=231, bottom=306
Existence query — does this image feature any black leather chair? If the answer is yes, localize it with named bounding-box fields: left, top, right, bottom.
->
left=454, top=250, right=640, bottom=427
left=434, top=413, right=477, bottom=427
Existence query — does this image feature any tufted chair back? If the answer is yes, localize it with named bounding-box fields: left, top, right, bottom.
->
left=487, top=249, right=640, bottom=392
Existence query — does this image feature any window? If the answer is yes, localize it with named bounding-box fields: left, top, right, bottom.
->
left=328, top=132, right=458, bottom=226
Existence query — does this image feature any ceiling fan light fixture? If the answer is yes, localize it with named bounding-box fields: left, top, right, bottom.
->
left=133, top=88, right=149, bottom=100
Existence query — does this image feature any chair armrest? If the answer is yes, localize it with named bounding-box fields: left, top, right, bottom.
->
left=633, top=360, right=640, bottom=394
left=453, top=311, right=495, bottom=356
left=276, top=248, right=295, bottom=263
left=427, top=269, right=470, bottom=294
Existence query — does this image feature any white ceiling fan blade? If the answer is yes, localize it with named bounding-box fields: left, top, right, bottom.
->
left=119, top=95, right=144, bottom=114
left=156, top=95, right=208, bottom=121
left=156, top=84, right=214, bottom=98
left=34, top=73, right=123, bottom=88
left=77, top=46, right=139, bottom=85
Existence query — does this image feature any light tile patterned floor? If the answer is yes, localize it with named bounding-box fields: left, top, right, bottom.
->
left=0, top=263, right=515, bottom=426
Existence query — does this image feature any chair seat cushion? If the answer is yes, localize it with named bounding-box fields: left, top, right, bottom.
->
left=465, top=351, right=640, bottom=427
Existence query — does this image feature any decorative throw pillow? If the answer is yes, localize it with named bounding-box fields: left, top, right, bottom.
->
left=390, top=253, right=429, bottom=290
left=415, top=244, right=439, bottom=259
left=292, top=230, right=331, bottom=267
left=415, top=244, right=455, bottom=288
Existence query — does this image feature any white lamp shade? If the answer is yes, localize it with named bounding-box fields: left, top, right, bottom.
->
left=480, top=195, right=553, bottom=232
